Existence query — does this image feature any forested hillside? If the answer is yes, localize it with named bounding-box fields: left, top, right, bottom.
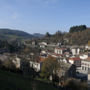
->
left=43, top=25, right=90, bottom=45
left=64, top=25, right=90, bottom=45
left=0, top=25, right=90, bottom=45
left=0, top=29, right=34, bottom=40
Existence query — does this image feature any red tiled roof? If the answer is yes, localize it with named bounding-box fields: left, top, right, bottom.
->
left=69, top=57, right=81, bottom=61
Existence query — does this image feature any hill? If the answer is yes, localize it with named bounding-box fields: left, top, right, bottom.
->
left=0, top=29, right=34, bottom=41
left=33, top=33, right=44, bottom=38
left=42, top=25, right=90, bottom=45
left=64, top=28, right=90, bottom=45
left=0, top=70, right=58, bottom=90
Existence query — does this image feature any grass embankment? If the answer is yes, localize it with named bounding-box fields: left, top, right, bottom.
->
left=0, top=70, right=58, bottom=90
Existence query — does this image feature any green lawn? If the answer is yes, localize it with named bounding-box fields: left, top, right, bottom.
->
left=0, top=70, right=58, bottom=90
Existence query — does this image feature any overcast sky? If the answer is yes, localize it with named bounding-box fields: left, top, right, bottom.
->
left=0, top=0, right=90, bottom=34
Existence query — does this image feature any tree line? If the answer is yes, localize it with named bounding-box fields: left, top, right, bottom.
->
left=43, top=25, right=90, bottom=45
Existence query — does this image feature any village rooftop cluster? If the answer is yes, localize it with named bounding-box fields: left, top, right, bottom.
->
left=0, top=39, right=90, bottom=86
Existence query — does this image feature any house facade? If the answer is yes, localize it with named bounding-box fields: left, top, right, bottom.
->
left=80, top=57, right=90, bottom=74
left=71, top=48, right=80, bottom=56
left=88, top=70, right=90, bottom=84
left=55, top=47, right=66, bottom=55
left=39, top=42, right=47, bottom=48
left=85, top=45, right=90, bottom=50
left=68, top=57, right=81, bottom=67
left=29, top=61, right=42, bottom=72
left=79, top=54, right=88, bottom=60
left=12, top=57, right=21, bottom=69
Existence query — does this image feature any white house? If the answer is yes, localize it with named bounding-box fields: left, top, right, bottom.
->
left=71, top=48, right=80, bottom=56
left=0, top=54, right=9, bottom=62
left=59, top=57, right=68, bottom=63
left=80, top=57, right=90, bottom=74
left=47, top=43, right=57, bottom=47
left=29, top=61, right=42, bottom=72
left=88, top=70, right=90, bottom=84
left=39, top=42, right=47, bottom=48
left=79, top=54, right=88, bottom=60
left=51, top=53, right=62, bottom=58
left=85, top=45, right=90, bottom=50
left=55, top=47, right=67, bottom=55
left=12, top=57, right=21, bottom=69
left=41, top=50, right=47, bottom=54
left=68, top=57, right=81, bottom=67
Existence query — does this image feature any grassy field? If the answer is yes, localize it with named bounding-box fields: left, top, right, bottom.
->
left=0, top=70, right=58, bottom=90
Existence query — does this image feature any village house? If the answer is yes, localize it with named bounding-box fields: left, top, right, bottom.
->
left=31, top=40, right=37, bottom=46
left=59, top=57, right=68, bottom=63
left=47, top=43, right=57, bottom=47
left=12, top=56, right=21, bottom=69
left=51, top=53, right=62, bottom=58
left=68, top=57, right=81, bottom=67
left=39, top=42, right=47, bottom=48
left=71, top=47, right=80, bottom=56
left=56, top=62, right=76, bottom=79
left=64, top=52, right=71, bottom=58
left=85, top=45, right=90, bottom=50
left=80, top=57, right=90, bottom=74
left=29, top=61, right=42, bottom=72
left=79, top=53, right=89, bottom=60
left=54, top=47, right=67, bottom=55
left=40, top=50, right=48, bottom=59
left=64, top=38, right=69, bottom=43
left=29, top=55, right=44, bottom=72
left=0, top=53, right=10, bottom=62
left=40, top=50, right=48, bottom=55
left=88, top=70, right=90, bottom=85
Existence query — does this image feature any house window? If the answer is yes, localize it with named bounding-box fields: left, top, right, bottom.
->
left=82, top=66, right=84, bottom=70
left=85, top=67, right=87, bottom=71
left=89, top=68, right=90, bottom=71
